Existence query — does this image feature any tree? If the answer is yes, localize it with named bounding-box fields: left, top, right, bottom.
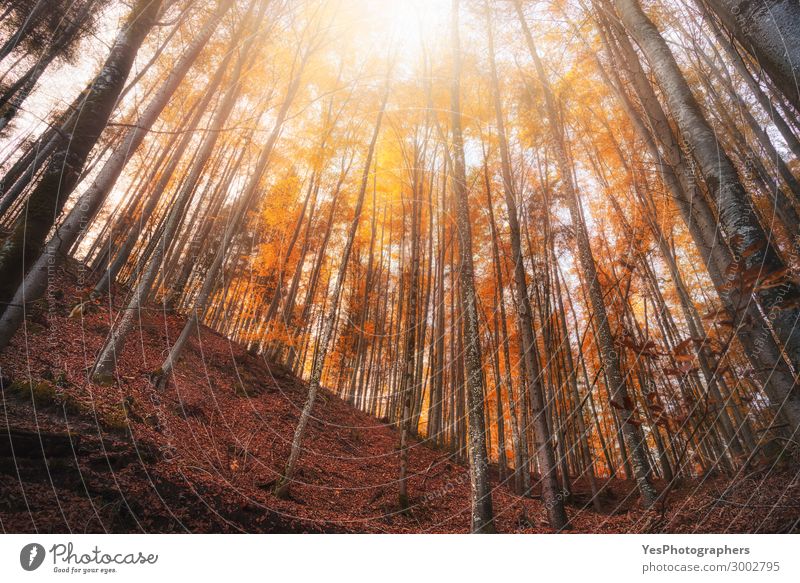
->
left=449, top=0, right=495, bottom=533
left=0, top=0, right=164, bottom=311
left=485, top=0, right=567, bottom=529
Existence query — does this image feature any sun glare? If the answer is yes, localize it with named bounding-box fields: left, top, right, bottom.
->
left=385, top=0, right=451, bottom=57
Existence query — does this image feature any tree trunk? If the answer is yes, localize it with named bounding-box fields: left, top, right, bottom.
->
left=704, top=0, right=800, bottom=113
left=0, top=0, right=164, bottom=311
left=0, top=0, right=233, bottom=352
left=274, top=76, right=390, bottom=499
left=449, top=0, right=495, bottom=534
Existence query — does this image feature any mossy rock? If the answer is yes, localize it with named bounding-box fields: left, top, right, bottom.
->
left=40, top=369, right=69, bottom=386
left=100, top=395, right=149, bottom=434
left=60, top=393, right=85, bottom=416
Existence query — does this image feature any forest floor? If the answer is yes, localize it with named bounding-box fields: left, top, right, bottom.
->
left=1, top=262, right=799, bottom=533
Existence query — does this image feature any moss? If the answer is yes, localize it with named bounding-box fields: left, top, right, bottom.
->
left=7, top=379, right=90, bottom=418
left=101, top=406, right=130, bottom=434
left=235, top=381, right=265, bottom=398
left=8, top=379, right=59, bottom=408
left=26, top=322, right=46, bottom=335
left=121, top=395, right=144, bottom=422
left=101, top=396, right=148, bottom=434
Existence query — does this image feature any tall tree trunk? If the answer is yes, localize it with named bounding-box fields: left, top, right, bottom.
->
left=482, top=157, right=526, bottom=494
left=398, top=138, right=424, bottom=510
left=704, top=0, right=800, bottom=113
left=595, top=4, right=800, bottom=430
left=0, top=0, right=102, bottom=132
left=450, top=0, right=495, bottom=533
left=90, top=11, right=266, bottom=382
left=612, top=0, right=800, bottom=429
left=153, top=44, right=309, bottom=386
left=0, top=0, right=234, bottom=352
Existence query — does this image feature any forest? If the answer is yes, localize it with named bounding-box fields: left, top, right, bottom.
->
left=0, top=0, right=799, bottom=534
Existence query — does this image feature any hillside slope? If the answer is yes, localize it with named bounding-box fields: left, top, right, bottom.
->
left=1, top=264, right=797, bottom=533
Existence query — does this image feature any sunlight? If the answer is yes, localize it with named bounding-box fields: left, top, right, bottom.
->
left=384, top=0, right=451, bottom=58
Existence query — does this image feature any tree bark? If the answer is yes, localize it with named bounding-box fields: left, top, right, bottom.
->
left=704, top=0, right=800, bottom=113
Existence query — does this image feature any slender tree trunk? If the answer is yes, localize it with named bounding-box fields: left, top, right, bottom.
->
left=450, top=0, right=495, bottom=533
left=90, top=11, right=265, bottom=382
left=0, top=0, right=102, bottom=132
left=153, top=44, right=309, bottom=385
